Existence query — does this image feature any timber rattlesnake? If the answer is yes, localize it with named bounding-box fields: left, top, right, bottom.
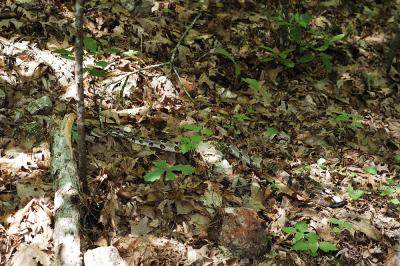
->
left=104, top=128, right=262, bottom=169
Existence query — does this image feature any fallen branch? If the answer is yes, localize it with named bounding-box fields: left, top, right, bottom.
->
left=51, top=113, right=82, bottom=266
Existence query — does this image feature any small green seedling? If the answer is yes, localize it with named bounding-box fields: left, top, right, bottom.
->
left=282, top=221, right=337, bottom=256
left=144, top=160, right=195, bottom=182
left=264, top=127, right=279, bottom=139
left=234, top=112, right=251, bottom=122
left=223, top=124, right=241, bottom=136
left=335, top=112, right=364, bottom=128
left=260, top=46, right=295, bottom=68
left=395, top=154, right=400, bottom=163
left=242, top=78, right=262, bottom=93
left=347, top=185, right=369, bottom=200
left=179, top=124, right=213, bottom=154
left=364, top=165, right=377, bottom=175
left=328, top=218, right=352, bottom=234
left=379, top=177, right=400, bottom=205
left=265, top=12, right=344, bottom=71
left=213, top=47, right=241, bottom=78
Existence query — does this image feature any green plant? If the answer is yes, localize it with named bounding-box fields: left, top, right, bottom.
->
left=364, top=165, right=377, bottom=175
left=143, top=160, right=195, bottom=182
left=261, top=12, right=345, bottom=71
left=223, top=124, right=241, bottom=136
left=213, top=47, right=241, bottom=78
left=242, top=78, right=262, bottom=93
left=234, top=112, right=251, bottom=122
left=179, top=124, right=213, bottom=154
left=379, top=178, right=400, bottom=205
left=395, top=154, right=400, bottom=163
left=335, top=112, right=364, bottom=128
left=347, top=185, right=369, bottom=200
left=264, top=127, right=279, bottom=139
left=328, top=218, right=352, bottom=234
left=282, top=221, right=337, bottom=256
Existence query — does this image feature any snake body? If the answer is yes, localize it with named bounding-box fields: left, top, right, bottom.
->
left=105, top=128, right=262, bottom=169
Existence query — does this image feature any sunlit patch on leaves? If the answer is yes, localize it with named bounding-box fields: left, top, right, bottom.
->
left=144, top=160, right=195, bottom=182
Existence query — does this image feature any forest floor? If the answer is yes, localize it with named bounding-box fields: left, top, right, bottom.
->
left=0, top=0, right=400, bottom=265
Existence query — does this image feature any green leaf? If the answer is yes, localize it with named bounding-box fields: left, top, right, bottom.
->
left=86, top=68, right=106, bottom=77
left=297, top=12, right=312, bottom=28
left=213, top=47, right=235, bottom=62
left=389, top=198, right=400, bottom=205
left=295, top=221, right=309, bottom=233
left=169, top=164, right=195, bottom=175
left=328, top=218, right=341, bottom=225
left=104, top=47, right=120, bottom=54
left=294, top=232, right=304, bottom=242
left=280, top=57, right=295, bottom=68
left=83, top=37, right=97, bottom=53
left=144, top=169, right=165, bottom=182
left=336, top=112, right=350, bottom=122
left=182, top=123, right=198, bottom=131
left=290, top=26, right=302, bottom=43
left=179, top=135, right=202, bottom=154
left=308, top=241, right=319, bottom=256
left=264, top=127, right=279, bottom=138
left=282, top=227, right=297, bottom=234
left=54, top=48, right=75, bottom=60
left=319, top=52, right=333, bottom=72
left=364, top=165, right=377, bottom=175
left=319, top=242, right=337, bottom=252
left=299, top=53, right=314, bottom=63
left=292, top=240, right=309, bottom=251
left=347, top=185, right=366, bottom=200
left=200, top=127, right=214, bottom=137
left=154, top=160, right=168, bottom=169
left=165, top=170, right=177, bottom=181
left=234, top=113, right=251, bottom=122
left=234, top=63, right=241, bottom=78
left=95, top=60, right=109, bottom=69
left=343, top=222, right=352, bottom=229
left=379, top=186, right=395, bottom=196
left=395, top=154, right=400, bottom=163
left=242, top=78, right=261, bottom=93
left=333, top=227, right=341, bottom=234
left=306, top=232, right=320, bottom=242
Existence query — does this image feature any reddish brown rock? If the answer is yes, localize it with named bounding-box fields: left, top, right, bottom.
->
left=219, top=207, right=270, bottom=258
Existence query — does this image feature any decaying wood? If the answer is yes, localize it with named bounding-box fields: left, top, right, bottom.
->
left=51, top=113, right=82, bottom=266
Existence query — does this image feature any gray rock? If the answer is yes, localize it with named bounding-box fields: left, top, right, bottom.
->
left=26, top=96, right=53, bottom=115
left=84, top=246, right=126, bottom=266
left=0, top=88, right=6, bottom=108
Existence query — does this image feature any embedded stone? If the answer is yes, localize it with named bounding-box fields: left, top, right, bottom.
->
left=0, top=88, right=6, bottom=108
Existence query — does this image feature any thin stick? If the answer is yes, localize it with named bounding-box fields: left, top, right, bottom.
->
left=75, top=0, right=87, bottom=193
